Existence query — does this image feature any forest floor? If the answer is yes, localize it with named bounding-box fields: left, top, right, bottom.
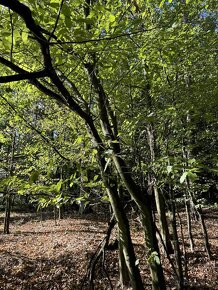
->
left=0, top=208, right=217, bottom=290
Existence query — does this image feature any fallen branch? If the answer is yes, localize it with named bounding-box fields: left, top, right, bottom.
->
left=80, top=214, right=116, bottom=290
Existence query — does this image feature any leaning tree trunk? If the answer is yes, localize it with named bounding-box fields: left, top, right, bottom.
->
left=99, top=156, right=145, bottom=290
left=85, top=59, right=166, bottom=290
left=112, top=154, right=166, bottom=290
left=118, top=238, right=130, bottom=289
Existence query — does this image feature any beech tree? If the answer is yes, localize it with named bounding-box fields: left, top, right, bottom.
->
left=0, top=0, right=217, bottom=289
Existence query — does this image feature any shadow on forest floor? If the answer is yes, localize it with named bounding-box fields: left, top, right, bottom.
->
left=0, top=208, right=218, bottom=289
left=0, top=250, right=87, bottom=290
left=0, top=210, right=111, bottom=226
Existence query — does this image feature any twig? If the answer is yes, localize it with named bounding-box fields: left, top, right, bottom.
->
left=48, top=0, right=65, bottom=42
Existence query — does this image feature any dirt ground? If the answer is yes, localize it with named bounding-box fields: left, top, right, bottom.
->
left=0, top=208, right=217, bottom=290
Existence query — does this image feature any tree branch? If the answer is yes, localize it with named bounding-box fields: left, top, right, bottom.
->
left=0, top=0, right=104, bottom=150
left=48, top=0, right=65, bottom=42
left=0, top=56, right=66, bottom=104
left=49, top=28, right=157, bottom=45
left=0, top=69, right=49, bottom=83
left=0, top=94, right=70, bottom=161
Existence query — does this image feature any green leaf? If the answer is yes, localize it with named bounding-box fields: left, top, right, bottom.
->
left=55, top=179, right=62, bottom=192
left=21, top=31, right=28, bottom=43
left=167, top=165, right=172, bottom=174
left=187, top=171, right=198, bottom=181
left=101, top=195, right=110, bottom=202
left=0, top=132, right=7, bottom=143
left=148, top=251, right=160, bottom=265
left=74, top=136, right=83, bottom=145
left=188, top=158, right=196, bottom=164
left=159, top=0, right=165, bottom=8
left=154, top=255, right=160, bottom=265
left=109, top=14, right=115, bottom=23
left=83, top=176, right=89, bottom=182
left=93, top=175, right=99, bottom=181
left=180, top=172, right=188, bottom=184
left=30, top=171, right=40, bottom=184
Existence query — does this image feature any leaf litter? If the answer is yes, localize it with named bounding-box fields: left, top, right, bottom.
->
left=0, top=208, right=217, bottom=289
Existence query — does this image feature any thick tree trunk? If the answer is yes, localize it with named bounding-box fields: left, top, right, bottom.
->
left=99, top=157, right=145, bottom=290
left=112, top=155, right=166, bottom=290
left=84, top=60, right=166, bottom=289
left=106, top=191, right=144, bottom=290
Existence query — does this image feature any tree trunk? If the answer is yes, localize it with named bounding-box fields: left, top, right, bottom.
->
left=145, top=98, right=173, bottom=256
left=112, top=155, right=166, bottom=290
left=169, top=185, right=184, bottom=289
left=153, top=183, right=173, bottom=254
left=54, top=205, right=58, bottom=226
left=84, top=60, right=166, bottom=289
left=4, top=193, right=12, bottom=234
left=197, top=207, right=211, bottom=260
left=4, top=130, right=16, bottom=234
left=58, top=206, right=63, bottom=220
left=184, top=195, right=194, bottom=252
left=99, top=157, right=145, bottom=290
left=119, top=235, right=130, bottom=289
left=182, top=144, right=211, bottom=259
left=117, top=185, right=131, bottom=288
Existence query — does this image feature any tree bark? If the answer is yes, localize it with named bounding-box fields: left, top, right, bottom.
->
left=146, top=123, right=173, bottom=255
left=85, top=59, right=166, bottom=290
left=169, top=185, right=184, bottom=289
left=98, top=155, right=145, bottom=290
left=4, top=129, right=16, bottom=234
